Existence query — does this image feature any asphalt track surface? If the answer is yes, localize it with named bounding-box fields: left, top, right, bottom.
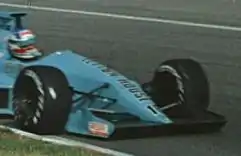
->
left=1, top=1, right=241, bottom=156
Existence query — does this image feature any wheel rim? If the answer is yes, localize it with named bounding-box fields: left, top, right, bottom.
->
left=152, top=71, right=180, bottom=107
left=13, top=76, right=41, bottom=126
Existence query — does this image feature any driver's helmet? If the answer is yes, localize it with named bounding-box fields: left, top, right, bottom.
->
left=8, top=29, right=42, bottom=59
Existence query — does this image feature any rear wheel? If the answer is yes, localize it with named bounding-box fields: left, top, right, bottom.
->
left=143, top=59, right=209, bottom=118
left=13, top=66, right=72, bottom=134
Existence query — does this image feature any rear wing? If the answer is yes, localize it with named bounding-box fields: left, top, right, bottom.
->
left=0, top=12, right=27, bottom=31
left=0, top=12, right=27, bottom=19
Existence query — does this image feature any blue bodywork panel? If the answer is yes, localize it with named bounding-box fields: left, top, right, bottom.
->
left=0, top=11, right=173, bottom=138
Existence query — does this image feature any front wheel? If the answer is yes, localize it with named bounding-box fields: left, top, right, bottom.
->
left=143, top=59, right=210, bottom=118
left=13, top=66, right=72, bottom=134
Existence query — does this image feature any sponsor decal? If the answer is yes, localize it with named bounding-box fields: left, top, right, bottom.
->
left=82, top=58, right=151, bottom=102
left=88, top=122, right=109, bottom=137
left=82, top=58, right=121, bottom=77
left=117, top=79, right=150, bottom=101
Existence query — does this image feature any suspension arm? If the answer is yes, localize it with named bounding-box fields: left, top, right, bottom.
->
left=71, top=83, right=117, bottom=104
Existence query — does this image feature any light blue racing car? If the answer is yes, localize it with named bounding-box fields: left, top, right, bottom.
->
left=0, top=12, right=226, bottom=139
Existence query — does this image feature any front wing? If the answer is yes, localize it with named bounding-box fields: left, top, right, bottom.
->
left=65, top=108, right=226, bottom=140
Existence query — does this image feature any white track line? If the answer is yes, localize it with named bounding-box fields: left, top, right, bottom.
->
left=1, top=2, right=241, bottom=32
left=0, top=125, right=134, bottom=156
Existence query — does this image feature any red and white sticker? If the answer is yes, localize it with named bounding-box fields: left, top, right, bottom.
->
left=88, top=122, right=108, bottom=137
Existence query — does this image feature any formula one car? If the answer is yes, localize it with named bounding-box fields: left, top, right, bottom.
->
left=0, top=12, right=226, bottom=139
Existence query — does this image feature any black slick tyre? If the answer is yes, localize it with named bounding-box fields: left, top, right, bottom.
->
left=146, top=59, right=209, bottom=118
left=13, top=66, right=72, bottom=134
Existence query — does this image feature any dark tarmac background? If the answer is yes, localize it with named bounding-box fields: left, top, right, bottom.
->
left=1, top=0, right=241, bottom=156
